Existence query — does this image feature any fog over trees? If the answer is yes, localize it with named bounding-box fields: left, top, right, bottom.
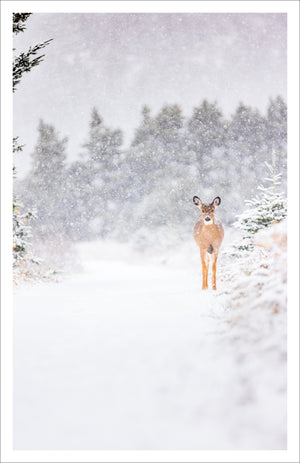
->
left=15, top=96, right=287, bottom=247
left=12, top=12, right=287, bottom=255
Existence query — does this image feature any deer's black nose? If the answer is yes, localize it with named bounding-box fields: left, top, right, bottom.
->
left=205, top=217, right=211, bottom=222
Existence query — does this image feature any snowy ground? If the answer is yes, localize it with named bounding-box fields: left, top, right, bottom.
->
left=13, top=237, right=286, bottom=450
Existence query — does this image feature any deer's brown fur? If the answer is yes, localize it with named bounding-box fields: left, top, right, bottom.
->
left=193, top=196, right=224, bottom=290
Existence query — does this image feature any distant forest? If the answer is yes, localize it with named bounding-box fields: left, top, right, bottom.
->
left=15, top=96, right=287, bottom=246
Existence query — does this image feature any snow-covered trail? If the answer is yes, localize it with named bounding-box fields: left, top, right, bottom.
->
left=13, top=244, right=286, bottom=450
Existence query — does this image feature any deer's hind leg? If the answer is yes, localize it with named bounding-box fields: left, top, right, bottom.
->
left=200, top=249, right=209, bottom=290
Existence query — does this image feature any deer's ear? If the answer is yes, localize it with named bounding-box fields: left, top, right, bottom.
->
left=213, top=196, right=221, bottom=206
left=193, top=196, right=201, bottom=206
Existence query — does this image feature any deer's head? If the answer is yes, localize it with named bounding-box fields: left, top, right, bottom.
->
left=193, top=196, right=221, bottom=225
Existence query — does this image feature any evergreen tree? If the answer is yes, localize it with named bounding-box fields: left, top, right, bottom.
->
left=13, top=198, right=37, bottom=265
left=31, top=120, right=67, bottom=175
left=13, top=138, right=38, bottom=266
left=116, top=106, right=160, bottom=237
left=187, top=99, right=225, bottom=156
left=131, top=105, right=153, bottom=147
left=185, top=100, right=227, bottom=210
left=225, top=103, right=269, bottom=200
left=266, top=96, right=287, bottom=191
left=82, top=108, right=123, bottom=165
left=13, top=13, right=52, bottom=272
left=22, top=120, right=69, bottom=238
left=118, top=104, right=199, bottom=241
left=13, top=13, right=52, bottom=92
left=63, top=162, right=93, bottom=240
left=79, top=108, right=123, bottom=237
left=234, top=163, right=287, bottom=250
left=154, top=104, right=184, bottom=146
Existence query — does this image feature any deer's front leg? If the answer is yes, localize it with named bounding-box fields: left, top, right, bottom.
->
left=211, top=252, right=218, bottom=290
left=200, top=249, right=209, bottom=290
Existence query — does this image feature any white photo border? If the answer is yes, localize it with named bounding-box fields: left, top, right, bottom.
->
left=1, top=1, right=299, bottom=462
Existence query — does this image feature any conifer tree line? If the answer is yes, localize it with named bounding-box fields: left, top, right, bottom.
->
left=15, top=96, right=287, bottom=245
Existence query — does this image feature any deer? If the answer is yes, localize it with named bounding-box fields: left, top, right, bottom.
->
left=193, top=196, right=224, bottom=290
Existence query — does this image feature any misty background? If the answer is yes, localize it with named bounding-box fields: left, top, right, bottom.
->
left=14, top=13, right=286, bottom=173
left=13, top=12, right=287, bottom=256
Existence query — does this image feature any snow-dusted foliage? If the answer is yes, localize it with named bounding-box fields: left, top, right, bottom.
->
left=12, top=13, right=52, bottom=93
left=12, top=196, right=59, bottom=285
left=13, top=13, right=53, bottom=283
left=217, top=219, right=287, bottom=394
left=220, top=221, right=287, bottom=312
left=13, top=198, right=36, bottom=263
left=12, top=197, right=57, bottom=285
left=13, top=137, right=42, bottom=283
left=218, top=162, right=287, bottom=323
left=234, top=163, right=287, bottom=250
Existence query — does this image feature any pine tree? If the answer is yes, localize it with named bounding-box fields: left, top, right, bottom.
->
left=22, top=120, right=69, bottom=238
left=266, top=96, right=287, bottom=192
left=119, top=104, right=199, bottom=241
left=82, top=107, right=122, bottom=165
left=13, top=13, right=52, bottom=92
left=13, top=13, right=52, bottom=276
left=154, top=104, right=184, bottom=147
left=187, top=100, right=225, bottom=156
left=131, top=105, right=153, bottom=147
left=234, top=163, right=287, bottom=250
left=13, top=138, right=38, bottom=266
left=64, top=159, right=102, bottom=240
left=79, top=108, right=123, bottom=237
left=225, top=103, right=269, bottom=199
left=31, top=120, right=67, bottom=177
left=185, top=100, right=227, bottom=211
left=13, top=199, right=37, bottom=264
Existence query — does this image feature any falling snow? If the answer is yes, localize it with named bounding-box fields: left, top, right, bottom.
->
left=11, top=11, right=289, bottom=453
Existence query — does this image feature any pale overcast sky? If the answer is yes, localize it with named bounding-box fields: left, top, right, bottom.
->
left=13, top=13, right=286, bottom=176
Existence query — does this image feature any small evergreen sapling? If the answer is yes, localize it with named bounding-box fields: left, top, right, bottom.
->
left=13, top=140, right=39, bottom=271
left=234, top=162, right=287, bottom=250
left=13, top=198, right=38, bottom=265
left=13, top=138, right=38, bottom=266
